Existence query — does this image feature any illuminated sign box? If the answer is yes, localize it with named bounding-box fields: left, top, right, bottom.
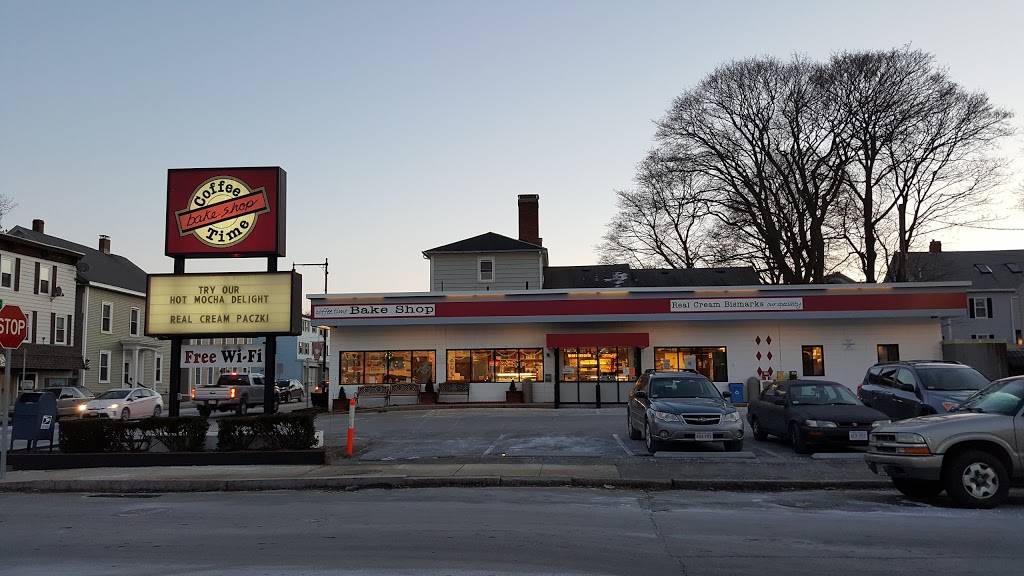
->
left=146, top=272, right=301, bottom=337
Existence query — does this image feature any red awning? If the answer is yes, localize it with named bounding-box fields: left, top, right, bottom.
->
left=545, top=333, right=650, bottom=348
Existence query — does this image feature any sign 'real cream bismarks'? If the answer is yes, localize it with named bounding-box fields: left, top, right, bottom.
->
left=670, top=298, right=804, bottom=312
left=180, top=344, right=265, bottom=369
left=146, top=272, right=300, bottom=337
left=313, top=303, right=436, bottom=319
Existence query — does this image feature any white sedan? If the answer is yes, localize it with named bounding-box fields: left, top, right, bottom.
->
left=79, top=388, right=164, bottom=420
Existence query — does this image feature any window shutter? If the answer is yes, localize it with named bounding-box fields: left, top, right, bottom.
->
left=986, top=297, right=993, bottom=318
left=31, top=312, right=37, bottom=344
left=34, top=262, right=40, bottom=294
left=50, top=312, right=56, bottom=345
left=968, top=298, right=975, bottom=319
left=67, top=314, right=73, bottom=346
left=52, top=265, right=58, bottom=294
left=13, top=258, right=19, bottom=291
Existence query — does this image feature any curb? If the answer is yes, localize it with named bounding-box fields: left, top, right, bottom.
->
left=0, top=475, right=891, bottom=493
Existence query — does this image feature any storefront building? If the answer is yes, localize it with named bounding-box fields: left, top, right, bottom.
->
left=311, top=195, right=969, bottom=405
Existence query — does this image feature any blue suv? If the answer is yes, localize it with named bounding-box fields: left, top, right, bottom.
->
left=857, top=361, right=991, bottom=420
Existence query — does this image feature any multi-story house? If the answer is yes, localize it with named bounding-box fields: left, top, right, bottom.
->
left=274, top=316, right=329, bottom=387
left=10, top=220, right=170, bottom=394
left=0, top=229, right=83, bottom=401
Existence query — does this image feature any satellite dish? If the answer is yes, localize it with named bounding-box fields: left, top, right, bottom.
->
left=52, top=286, right=64, bottom=298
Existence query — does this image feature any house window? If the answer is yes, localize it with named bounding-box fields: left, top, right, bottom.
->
left=54, top=316, right=66, bottom=345
left=155, top=355, right=163, bottom=384
left=447, top=348, right=543, bottom=383
left=654, top=347, right=728, bottom=382
left=478, top=258, right=494, bottom=282
left=876, top=344, right=899, bottom=363
left=340, top=350, right=436, bottom=385
left=971, top=334, right=996, bottom=341
left=968, top=297, right=993, bottom=319
left=0, top=256, right=11, bottom=289
left=38, top=265, right=51, bottom=294
left=101, top=302, right=113, bottom=333
left=801, top=345, right=825, bottom=376
left=129, top=307, right=140, bottom=336
left=98, top=351, right=111, bottom=384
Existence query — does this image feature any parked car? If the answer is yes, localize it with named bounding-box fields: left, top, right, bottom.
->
left=192, top=372, right=268, bottom=417
left=41, top=386, right=95, bottom=418
left=858, top=361, right=991, bottom=420
left=275, top=379, right=305, bottom=403
left=80, top=387, right=163, bottom=420
left=747, top=380, right=889, bottom=454
left=865, top=376, right=1024, bottom=508
left=627, top=370, right=744, bottom=454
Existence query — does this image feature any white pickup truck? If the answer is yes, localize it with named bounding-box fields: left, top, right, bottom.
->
left=192, top=373, right=268, bottom=417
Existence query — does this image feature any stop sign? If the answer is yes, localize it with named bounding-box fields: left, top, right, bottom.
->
left=0, top=305, right=28, bottom=349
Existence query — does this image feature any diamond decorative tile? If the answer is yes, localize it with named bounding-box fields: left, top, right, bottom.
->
left=766, top=367, right=774, bottom=378
left=767, top=351, right=773, bottom=361
left=766, top=335, right=772, bottom=345
left=757, top=367, right=764, bottom=377
left=756, top=351, right=762, bottom=361
left=755, top=336, right=762, bottom=345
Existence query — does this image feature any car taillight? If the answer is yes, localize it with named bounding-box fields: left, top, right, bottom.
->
left=856, top=384, right=864, bottom=397
left=190, top=388, right=196, bottom=400
left=229, top=387, right=237, bottom=399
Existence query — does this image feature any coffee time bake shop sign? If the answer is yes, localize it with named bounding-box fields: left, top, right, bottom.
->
left=165, top=167, right=287, bottom=258
left=146, top=272, right=301, bottom=337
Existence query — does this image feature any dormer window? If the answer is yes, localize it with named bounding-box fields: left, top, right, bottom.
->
left=478, top=258, right=494, bottom=282
left=974, top=264, right=993, bottom=274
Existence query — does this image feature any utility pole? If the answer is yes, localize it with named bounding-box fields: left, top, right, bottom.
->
left=292, top=259, right=329, bottom=403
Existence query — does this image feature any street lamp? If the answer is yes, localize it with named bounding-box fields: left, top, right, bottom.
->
left=292, top=259, right=329, bottom=404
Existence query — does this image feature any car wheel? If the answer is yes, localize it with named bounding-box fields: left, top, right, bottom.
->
left=237, top=399, right=248, bottom=416
left=891, top=478, right=944, bottom=500
left=750, top=417, right=768, bottom=441
left=644, top=420, right=660, bottom=455
left=789, top=422, right=811, bottom=455
left=121, top=408, right=131, bottom=420
left=943, top=450, right=1009, bottom=509
left=724, top=439, right=744, bottom=452
left=198, top=406, right=212, bottom=418
left=152, top=405, right=162, bottom=418
left=296, top=391, right=304, bottom=403
left=627, top=414, right=642, bottom=440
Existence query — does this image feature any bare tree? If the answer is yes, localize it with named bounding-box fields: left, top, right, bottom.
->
left=0, top=194, right=15, bottom=231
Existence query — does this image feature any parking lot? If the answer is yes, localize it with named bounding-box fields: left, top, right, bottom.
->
left=314, top=406, right=864, bottom=462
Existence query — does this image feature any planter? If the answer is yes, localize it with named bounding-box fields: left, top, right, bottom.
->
left=418, top=391, right=438, bottom=404
left=505, top=390, right=525, bottom=403
left=332, top=398, right=352, bottom=411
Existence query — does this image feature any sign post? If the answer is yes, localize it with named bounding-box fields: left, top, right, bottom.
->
left=0, top=304, right=30, bottom=480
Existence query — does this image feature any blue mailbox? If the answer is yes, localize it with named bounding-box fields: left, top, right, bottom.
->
left=727, top=382, right=746, bottom=404
left=11, top=391, right=58, bottom=451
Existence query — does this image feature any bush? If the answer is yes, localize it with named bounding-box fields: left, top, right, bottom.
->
left=58, top=417, right=209, bottom=453
left=217, top=413, right=317, bottom=451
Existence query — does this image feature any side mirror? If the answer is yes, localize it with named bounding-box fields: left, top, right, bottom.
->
left=634, top=390, right=647, bottom=399
left=899, top=383, right=916, bottom=393
left=722, top=391, right=731, bottom=399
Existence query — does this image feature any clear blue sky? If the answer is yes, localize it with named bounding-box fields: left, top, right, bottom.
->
left=2, top=0, right=1022, bottom=300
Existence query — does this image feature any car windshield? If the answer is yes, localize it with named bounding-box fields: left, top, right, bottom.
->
left=276, top=380, right=290, bottom=386
left=43, top=388, right=63, bottom=396
left=956, top=379, right=1024, bottom=416
left=789, top=384, right=860, bottom=405
left=96, top=390, right=130, bottom=400
left=649, top=377, right=719, bottom=399
left=916, top=366, right=990, bottom=391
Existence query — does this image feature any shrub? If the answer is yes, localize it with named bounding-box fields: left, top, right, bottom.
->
left=144, top=417, right=209, bottom=452
left=58, top=417, right=209, bottom=453
left=59, top=418, right=114, bottom=453
left=217, top=413, right=317, bottom=451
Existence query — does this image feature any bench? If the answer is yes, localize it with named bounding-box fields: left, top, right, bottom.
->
left=388, top=383, right=420, bottom=406
left=356, top=384, right=389, bottom=408
left=438, top=382, right=470, bottom=404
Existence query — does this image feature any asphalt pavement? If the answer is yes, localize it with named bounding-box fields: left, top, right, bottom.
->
left=1, top=488, right=1020, bottom=575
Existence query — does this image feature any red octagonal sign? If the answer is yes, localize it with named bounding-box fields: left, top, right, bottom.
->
left=0, top=305, right=28, bottom=349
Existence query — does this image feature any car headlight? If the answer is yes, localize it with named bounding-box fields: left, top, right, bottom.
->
left=871, top=419, right=890, bottom=428
left=941, top=401, right=959, bottom=412
left=77, top=404, right=87, bottom=412
left=894, top=432, right=926, bottom=444
left=722, top=411, right=741, bottom=423
left=804, top=420, right=837, bottom=428
left=653, top=411, right=681, bottom=422
left=109, top=404, right=119, bottom=410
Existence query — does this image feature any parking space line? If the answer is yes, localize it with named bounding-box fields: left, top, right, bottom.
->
left=482, top=433, right=507, bottom=456
left=611, top=433, right=634, bottom=456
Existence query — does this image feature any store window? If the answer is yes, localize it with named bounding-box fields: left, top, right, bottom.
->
left=560, top=348, right=635, bottom=382
left=802, top=345, right=825, bottom=376
left=340, top=350, right=435, bottom=385
left=447, top=348, right=543, bottom=383
left=876, top=344, right=899, bottom=363
left=653, top=347, right=728, bottom=382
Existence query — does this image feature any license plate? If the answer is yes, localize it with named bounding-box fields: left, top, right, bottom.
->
left=849, top=431, right=868, bottom=441
left=694, top=432, right=714, bottom=441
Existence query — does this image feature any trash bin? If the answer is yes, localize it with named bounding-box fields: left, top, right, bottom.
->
left=728, top=383, right=746, bottom=404
left=11, top=391, right=58, bottom=451
left=744, top=376, right=761, bottom=404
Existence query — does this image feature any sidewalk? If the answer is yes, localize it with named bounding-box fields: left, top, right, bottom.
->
left=0, top=456, right=888, bottom=493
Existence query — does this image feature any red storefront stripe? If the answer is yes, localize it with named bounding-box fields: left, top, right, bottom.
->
left=546, top=333, right=650, bottom=348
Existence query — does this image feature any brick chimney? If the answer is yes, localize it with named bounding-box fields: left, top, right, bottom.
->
left=32, top=219, right=44, bottom=233
left=99, top=235, right=111, bottom=254
left=517, top=194, right=541, bottom=246
left=929, top=239, right=942, bottom=253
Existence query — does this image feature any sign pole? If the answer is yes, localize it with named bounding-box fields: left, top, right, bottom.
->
left=169, top=256, right=184, bottom=417
left=264, top=256, right=278, bottom=415
left=1, top=348, right=11, bottom=480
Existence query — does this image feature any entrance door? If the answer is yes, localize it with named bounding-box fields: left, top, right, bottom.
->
left=560, top=347, right=638, bottom=404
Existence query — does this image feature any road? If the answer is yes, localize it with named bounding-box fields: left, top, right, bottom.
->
left=1, top=488, right=1019, bottom=575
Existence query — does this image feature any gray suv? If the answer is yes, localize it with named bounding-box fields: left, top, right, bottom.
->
left=858, top=361, right=990, bottom=419
left=627, top=370, right=744, bottom=454
left=865, top=376, right=1024, bottom=508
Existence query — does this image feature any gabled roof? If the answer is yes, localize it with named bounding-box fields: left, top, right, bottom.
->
left=890, top=250, right=1024, bottom=291
left=543, top=264, right=760, bottom=289
left=8, top=226, right=148, bottom=293
left=423, top=232, right=544, bottom=255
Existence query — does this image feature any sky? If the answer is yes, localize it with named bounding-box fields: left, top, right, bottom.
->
left=2, top=0, right=1022, bottom=301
